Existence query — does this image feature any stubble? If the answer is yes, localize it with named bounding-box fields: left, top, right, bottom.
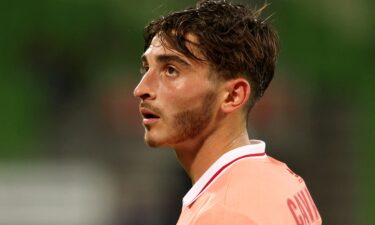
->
left=147, top=90, right=217, bottom=147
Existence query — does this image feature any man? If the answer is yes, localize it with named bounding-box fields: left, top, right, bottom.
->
left=134, top=0, right=322, bottom=224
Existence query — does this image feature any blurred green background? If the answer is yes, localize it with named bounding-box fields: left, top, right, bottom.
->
left=0, top=0, right=374, bottom=224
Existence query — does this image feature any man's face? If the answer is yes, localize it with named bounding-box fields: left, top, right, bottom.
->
left=133, top=35, right=220, bottom=148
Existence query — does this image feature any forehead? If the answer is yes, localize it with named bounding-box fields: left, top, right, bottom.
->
left=143, top=34, right=205, bottom=63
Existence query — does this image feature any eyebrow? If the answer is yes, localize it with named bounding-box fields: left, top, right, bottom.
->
left=141, top=54, right=191, bottom=67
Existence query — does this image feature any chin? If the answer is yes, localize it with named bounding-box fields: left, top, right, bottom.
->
left=145, top=135, right=178, bottom=148
left=145, top=139, right=160, bottom=148
left=144, top=129, right=180, bottom=148
left=144, top=134, right=165, bottom=148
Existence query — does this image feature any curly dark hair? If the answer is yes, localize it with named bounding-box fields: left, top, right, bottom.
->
left=144, top=0, right=279, bottom=111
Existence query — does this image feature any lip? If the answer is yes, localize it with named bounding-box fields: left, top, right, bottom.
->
left=143, top=117, right=160, bottom=125
left=140, top=107, right=160, bottom=125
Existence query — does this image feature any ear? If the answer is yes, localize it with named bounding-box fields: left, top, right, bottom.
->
left=221, top=78, right=251, bottom=113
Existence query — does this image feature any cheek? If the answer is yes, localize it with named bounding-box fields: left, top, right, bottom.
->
left=162, top=88, right=208, bottom=110
left=158, top=76, right=216, bottom=115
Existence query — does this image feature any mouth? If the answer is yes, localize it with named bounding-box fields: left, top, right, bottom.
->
left=140, top=108, right=160, bottom=125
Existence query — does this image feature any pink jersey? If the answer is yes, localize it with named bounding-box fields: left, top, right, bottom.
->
left=176, top=140, right=322, bottom=225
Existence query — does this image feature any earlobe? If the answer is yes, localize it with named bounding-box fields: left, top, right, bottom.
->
left=221, top=79, right=251, bottom=113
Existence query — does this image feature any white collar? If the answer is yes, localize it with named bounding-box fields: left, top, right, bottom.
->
left=182, top=140, right=266, bottom=206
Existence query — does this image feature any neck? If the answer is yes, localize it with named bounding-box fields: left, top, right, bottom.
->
left=174, top=122, right=250, bottom=184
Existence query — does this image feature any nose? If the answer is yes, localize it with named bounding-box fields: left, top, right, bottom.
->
left=133, top=72, right=156, bottom=101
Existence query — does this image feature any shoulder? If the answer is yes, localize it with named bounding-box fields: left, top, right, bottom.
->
left=186, top=156, right=322, bottom=225
left=223, top=155, right=305, bottom=193
left=217, top=156, right=308, bottom=215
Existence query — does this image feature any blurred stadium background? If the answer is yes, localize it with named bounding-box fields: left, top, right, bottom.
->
left=0, top=0, right=374, bottom=224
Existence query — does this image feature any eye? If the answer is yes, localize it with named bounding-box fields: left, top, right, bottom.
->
left=140, top=65, right=149, bottom=75
left=165, top=65, right=179, bottom=77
